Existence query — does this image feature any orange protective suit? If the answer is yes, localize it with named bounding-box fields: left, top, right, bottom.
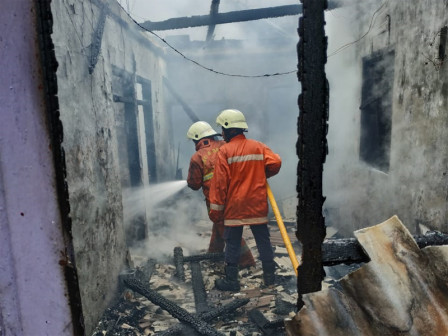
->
left=209, top=134, right=282, bottom=226
left=187, top=137, right=255, bottom=268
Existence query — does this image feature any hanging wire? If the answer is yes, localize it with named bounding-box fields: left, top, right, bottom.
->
left=115, top=1, right=297, bottom=78
left=116, top=1, right=389, bottom=76
left=327, top=1, right=388, bottom=58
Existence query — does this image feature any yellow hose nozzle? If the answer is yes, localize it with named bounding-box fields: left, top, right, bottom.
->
left=267, top=182, right=299, bottom=277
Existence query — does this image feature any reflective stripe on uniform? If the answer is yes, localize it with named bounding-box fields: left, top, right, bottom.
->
left=227, top=154, right=264, bottom=165
left=224, top=217, right=268, bottom=226
left=210, top=203, right=225, bottom=211
left=203, top=172, right=213, bottom=181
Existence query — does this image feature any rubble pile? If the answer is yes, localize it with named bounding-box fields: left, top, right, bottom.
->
left=92, top=213, right=448, bottom=335
left=92, top=222, right=299, bottom=336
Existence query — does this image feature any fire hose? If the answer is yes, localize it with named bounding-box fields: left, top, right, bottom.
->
left=266, top=182, right=299, bottom=276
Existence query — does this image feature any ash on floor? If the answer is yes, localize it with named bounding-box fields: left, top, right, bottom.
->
left=92, top=222, right=299, bottom=336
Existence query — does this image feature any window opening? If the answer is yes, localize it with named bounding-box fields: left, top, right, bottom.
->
left=359, top=49, right=395, bottom=172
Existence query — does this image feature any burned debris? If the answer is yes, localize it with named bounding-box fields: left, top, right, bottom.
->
left=92, top=216, right=448, bottom=336
left=124, top=277, right=225, bottom=336
left=92, top=222, right=299, bottom=335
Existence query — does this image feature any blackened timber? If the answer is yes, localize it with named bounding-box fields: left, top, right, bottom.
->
left=190, top=261, right=209, bottom=314
left=173, top=246, right=186, bottom=281
left=296, top=0, right=328, bottom=299
left=184, top=252, right=224, bottom=263
left=322, top=231, right=448, bottom=266
left=163, top=78, right=200, bottom=123
left=134, top=258, right=157, bottom=283
left=414, top=230, right=448, bottom=248
left=157, top=298, right=250, bottom=336
left=206, top=0, right=220, bottom=41
left=322, top=238, right=368, bottom=266
left=141, top=5, right=302, bottom=31
left=124, top=277, right=225, bottom=336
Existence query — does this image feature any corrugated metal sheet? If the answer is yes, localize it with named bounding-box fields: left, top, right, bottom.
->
left=286, top=216, right=448, bottom=335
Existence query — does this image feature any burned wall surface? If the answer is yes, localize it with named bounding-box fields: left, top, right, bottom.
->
left=324, top=0, right=448, bottom=236
left=50, top=0, right=175, bottom=333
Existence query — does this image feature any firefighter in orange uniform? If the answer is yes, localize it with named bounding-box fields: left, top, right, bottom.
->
left=209, top=110, right=282, bottom=291
left=186, top=121, right=256, bottom=269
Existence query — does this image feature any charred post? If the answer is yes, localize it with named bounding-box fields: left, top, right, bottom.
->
left=322, top=238, right=369, bottom=266
left=173, top=246, right=186, bottom=282
left=206, top=0, right=220, bottom=41
left=124, top=277, right=224, bottom=336
left=134, top=258, right=157, bottom=283
left=296, top=0, right=329, bottom=300
left=190, top=261, right=209, bottom=314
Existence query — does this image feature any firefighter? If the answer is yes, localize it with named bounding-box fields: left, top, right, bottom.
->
left=209, top=109, right=282, bottom=291
left=186, top=121, right=256, bottom=269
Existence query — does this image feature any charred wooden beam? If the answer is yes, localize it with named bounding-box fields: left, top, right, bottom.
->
left=176, top=232, right=448, bottom=272
left=124, top=277, right=224, bottom=336
left=322, top=238, right=368, bottom=266
left=296, top=0, right=329, bottom=298
left=184, top=252, right=225, bottom=263
left=141, top=5, right=302, bottom=31
left=414, top=230, right=448, bottom=248
left=134, top=258, right=157, bottom=283
left=190, top=261, right=209, bottom=314
left=173, top=247, right=223, bottom=283
left=322, top=230, right=448, bottom=266
left=157, top=298, right=250, bottom=336
left=206, top=0, right=220, bottom=41
left=173, top=248, right=224, bottom=277
left=173, top=246, right=186, bottom=282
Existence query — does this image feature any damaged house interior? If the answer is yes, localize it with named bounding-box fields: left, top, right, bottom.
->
left=1, top=0, right=448, bottom=335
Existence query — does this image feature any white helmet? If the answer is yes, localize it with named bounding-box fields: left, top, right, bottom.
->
left=216, top=109, right=248, bottom=130
left=187, top=121, right=219, bottom=140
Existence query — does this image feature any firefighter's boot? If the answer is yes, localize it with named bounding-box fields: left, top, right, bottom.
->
left=262, top=260, right=276, bottom=286
left=215, top=264, right=240, bottom=292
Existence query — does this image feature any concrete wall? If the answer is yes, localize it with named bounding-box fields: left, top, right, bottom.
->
left=324, top=0, right=448, bottom=236
left=50, top=0, right=175, bottom=333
